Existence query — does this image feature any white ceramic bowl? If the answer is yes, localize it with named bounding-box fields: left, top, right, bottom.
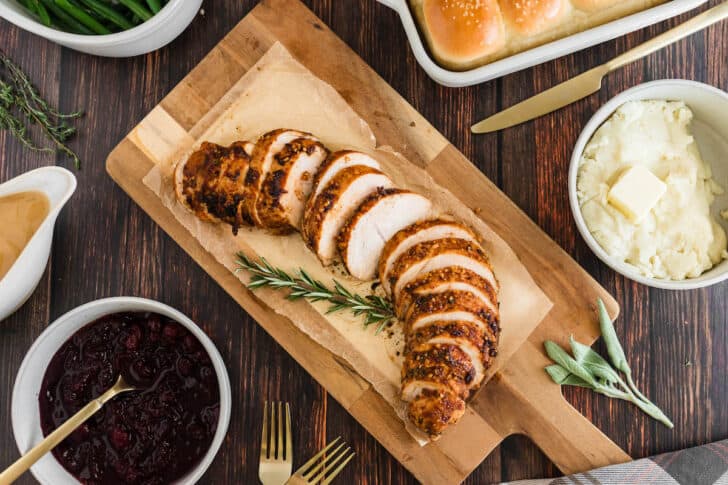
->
left=377, top=0, right=707, bottom=87
left=11, top=297, right=232, bottom=484
left=569, top=80, right=728, bottom=290
left=0, top=0, right=202, bottom=57
left=0, top=167, right=76, bottom=322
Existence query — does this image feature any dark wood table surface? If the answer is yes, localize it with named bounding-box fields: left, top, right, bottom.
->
left=1, top=1, right=727, bottom=483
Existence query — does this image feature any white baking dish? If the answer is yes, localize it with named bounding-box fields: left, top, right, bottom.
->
left=377, top=0, right=708, bottom=87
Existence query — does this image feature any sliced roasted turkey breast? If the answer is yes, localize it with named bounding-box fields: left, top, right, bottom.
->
left=337, top=188, right=434, bottom=280
left=255, top=138, right=329, bottom=233
left=396, top=266, right=499, bottom=318
left=301, top=165, right=394, bottom=265
left=406, top=320, right=489, bottom=389
left=402, top=343, right=475, bottom=398
left=386, top=238, right=497, bottom=303
left=407, top=320, right=485, bottom=352
left=378, top=219, right=480, bottom=295
left=300, top=150, right=380, bottom=233
left=243, top=129, right=314, bottom=227
left=403, top=383, right=466, bottom=439
left=308, top=150, right=381, bottom=202
left=406, top=290, right=500, bottom=342
left=174, top=141, right=253, bottom=233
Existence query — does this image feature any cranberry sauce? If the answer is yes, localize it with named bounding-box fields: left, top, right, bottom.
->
left=39, top=312, right=220, bottom=485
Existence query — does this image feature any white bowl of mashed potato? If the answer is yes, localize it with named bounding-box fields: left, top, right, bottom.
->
left=569, top=80, right=728, bottom=290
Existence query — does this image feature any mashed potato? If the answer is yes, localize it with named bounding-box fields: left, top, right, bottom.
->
left=577, top=100, right=728, bottom=280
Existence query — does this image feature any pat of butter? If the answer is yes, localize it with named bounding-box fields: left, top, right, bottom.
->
left=607, top=165, right=666, bottom=223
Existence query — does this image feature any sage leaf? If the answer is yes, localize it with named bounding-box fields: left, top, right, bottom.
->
left=597, top=298, right=630, bottom=374
left=570, top=336, right=621, bottom=384
left=545, top=364, right=571, bottom=383
left=584, top=362, right=621, bottom=385
left=561, top=374, right=594, bottom=388
left=544, top=341, right=598, bottom=387
left=570, top=335, right=610, bottom=368
left=546, top=365, right=594, bottom=388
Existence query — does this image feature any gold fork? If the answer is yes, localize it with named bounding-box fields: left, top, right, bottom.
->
left=286, top=437, right=355, bottom=484
left=259, top=401, right=293, bottom=485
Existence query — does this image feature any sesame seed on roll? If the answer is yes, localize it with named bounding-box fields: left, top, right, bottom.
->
left=569, top=0, right=616, bottom=11
left=499, top=0, right=569, bottom=35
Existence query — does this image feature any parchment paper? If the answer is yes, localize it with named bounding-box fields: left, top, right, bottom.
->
left=142, top=43, right=553, bottom=443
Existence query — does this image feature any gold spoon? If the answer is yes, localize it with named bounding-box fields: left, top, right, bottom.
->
left=0, top=375, right=137, bottom=485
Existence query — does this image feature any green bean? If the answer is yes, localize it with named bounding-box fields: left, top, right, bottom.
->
left=49, top=16, right=72, bottom=31
left=118, top=0, right=152, bottom=21
left=28, top=0, right=52, bottom=26
left=145, top=0, right=161, bottom=14
left=53, top=0, right=111, bottom=34
left=39, top=0, right=95, bottom=34
left=16, top=0, right=36, bottom=14
left=78, top=0, right=134, bottom=30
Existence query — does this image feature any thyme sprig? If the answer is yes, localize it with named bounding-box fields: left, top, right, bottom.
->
left=0, top=51, right=83, bottom=167
left=234, top=252, right=395, bottom=334
left=544, top=299, right=673, bottom=428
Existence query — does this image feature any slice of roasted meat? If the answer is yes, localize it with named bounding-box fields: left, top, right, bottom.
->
left=378, top=219, right=479, bottom=295
left=307, top=150, right=381, bottom=203
left=406, top=290, right=500, bottom=339
left=174, top=140, right=255, bottom=234
left=402, top=383, right=466, bottom=439
left=396, top=266, right=499, bottom=319
left=243, top=129, right=315, bottom=227
left=301, top=165, right=393, bottom=265
left=386, top=237, right=498, bottom=303
left=406, top=319, right=489, bottom=390
left=256, top=138, right=329, bottom=233
left=402, top=343, right=476, bottom=399
left=337, top=188, right=434, bottom=280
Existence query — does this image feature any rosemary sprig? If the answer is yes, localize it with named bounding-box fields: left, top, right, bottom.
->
left=544, top=298, right=673, bottom=428
left=234, top=252, right=395, bottom=334
left=0, top=50, right=83, bottom=168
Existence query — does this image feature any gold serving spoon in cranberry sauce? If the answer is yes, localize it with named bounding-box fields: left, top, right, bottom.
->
left=0, top=375, right=138, bottom=485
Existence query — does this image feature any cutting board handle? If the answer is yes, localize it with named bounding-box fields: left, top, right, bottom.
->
left=477, top=339, right=631, bottom=476
left=521, top=394, right=632, bottom=474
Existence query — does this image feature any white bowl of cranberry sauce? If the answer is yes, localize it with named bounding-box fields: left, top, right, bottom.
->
left=11, top=297, right=232, bottom=485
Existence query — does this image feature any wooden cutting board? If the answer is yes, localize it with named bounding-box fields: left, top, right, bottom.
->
left=106, top=0, right=631, bottom=482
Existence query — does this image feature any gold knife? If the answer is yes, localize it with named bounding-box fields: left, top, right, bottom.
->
left=471, top=1, right=728, bottom=134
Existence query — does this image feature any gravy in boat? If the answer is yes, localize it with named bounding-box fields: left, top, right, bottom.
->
left=0, top=191, right=50, bottom=280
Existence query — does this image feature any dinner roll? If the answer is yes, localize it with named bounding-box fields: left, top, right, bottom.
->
left=569, top=0, right=619, bottom=11
left=499, top=0, right=569, bottom=35
left=416, top=0, right=506, bottom=71
left=410, top=0, right=664, bottom=71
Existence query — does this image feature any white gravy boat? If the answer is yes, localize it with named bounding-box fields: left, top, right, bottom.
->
left=0, top=167, right=76, bottom=321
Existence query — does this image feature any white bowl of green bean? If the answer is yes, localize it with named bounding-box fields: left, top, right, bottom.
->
left=0, top=0, right=202, bottom=57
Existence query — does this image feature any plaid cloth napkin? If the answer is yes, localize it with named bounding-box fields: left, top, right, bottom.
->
left=505, top=440, right=728, bottom=485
